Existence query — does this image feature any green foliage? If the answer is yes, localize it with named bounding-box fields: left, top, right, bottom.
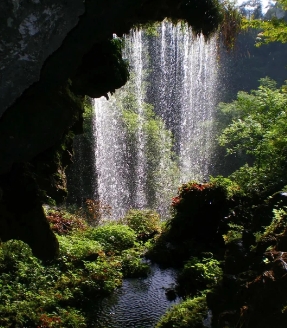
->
left=82, top=96, right=94, bottom=142
left=242, top=18, right=287, bottom=46
left=223, top=223, right=244, bottom=244
left=136, top=22, right=161, bottom=36
left=218, top=78, right=287, bottom=194
left=120, top=209, right=162, bottom=240
left=261, top=206, right=287, bottom=238
left=84, top=223, right=137, bottom=253
left=120, top=248, right=150, bottom=277
left=46, top=208, right=88, bottom=235
left=58, top=234, right=101, bottom=261
left=0, top=209, right=151, bottom=327
left=0, top=240, right=86, bottom=327
left=209, top=176, right=242, bottom=198
left=155, top=296, right=208, bottom=328
left=242, top=0, right=287, bottom=46
left=82, top=257, right=122, bottom=294
left=177, top=254, right=223, bottom=295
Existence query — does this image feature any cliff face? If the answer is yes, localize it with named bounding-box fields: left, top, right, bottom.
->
left=0, top=0, right=223, bottom=260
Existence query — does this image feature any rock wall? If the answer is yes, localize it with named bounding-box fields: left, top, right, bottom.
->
left=0, top=0, right=85, bottom=116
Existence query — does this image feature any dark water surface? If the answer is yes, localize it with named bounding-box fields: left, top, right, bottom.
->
left=92, top=264, right=180, bottom=328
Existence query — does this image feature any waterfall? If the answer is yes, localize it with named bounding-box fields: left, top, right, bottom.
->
left=93, top=21, right=219, bottom=220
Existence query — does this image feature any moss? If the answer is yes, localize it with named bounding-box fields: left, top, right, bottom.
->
left=156, top=296, right=208, bottom=328
left=177, top=255, right=223, bottom=297
left=120, top=209, right=162, bottom=241
left=84, top=224, right=137, bottom=253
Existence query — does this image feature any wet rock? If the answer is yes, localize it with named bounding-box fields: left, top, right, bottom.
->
left=270, top=251, right=287, bottom=278
left=165, top=288, right=177, bottom=301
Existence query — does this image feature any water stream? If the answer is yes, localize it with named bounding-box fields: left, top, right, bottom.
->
left=92, top=264, right=180, bottom=328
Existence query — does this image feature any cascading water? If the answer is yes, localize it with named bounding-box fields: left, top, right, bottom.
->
left=94, top=21, right=219, bottom=220
left=147, top=22, right=218, bottom=183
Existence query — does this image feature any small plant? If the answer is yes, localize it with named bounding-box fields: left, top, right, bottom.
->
left=85, top=224, right=137, bottom=253
left=79, top=199, right=112, bottom=226
left=177, top=254, right=223, bottom=295
left=58, top=234, right=102, bottom=262
left=120, top=248, right=150, bottom=277
left=223, top=223, right=244, bottom=244
left=120, top=209, right=162, bottom=240
left=155, top=296, right=208, bottom=328
left=83, top=257, right=123, bottom=294
left=264, top=207, right=287, bottom=236
left=46, top=209, right=87, bottom=235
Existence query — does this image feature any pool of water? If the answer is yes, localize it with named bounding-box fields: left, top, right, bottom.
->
left=92, top=263, right=180, bottom=328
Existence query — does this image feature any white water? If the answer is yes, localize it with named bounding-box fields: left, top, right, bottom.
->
left=93, top=21, right=219, bottom=220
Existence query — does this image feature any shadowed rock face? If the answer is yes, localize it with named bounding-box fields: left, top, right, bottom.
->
left=0, top=163, right=59, bottom=260
left=0, top=0, right=85, bottom=116
left=0, top=0, right=222, bottom=118
left=0, top=0, right=222, bottom=260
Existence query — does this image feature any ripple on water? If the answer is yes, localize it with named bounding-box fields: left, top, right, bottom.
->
left=92, top=264, right=180, bottom=328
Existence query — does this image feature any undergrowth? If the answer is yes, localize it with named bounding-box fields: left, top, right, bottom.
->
left=0, top=207, right=157, bottom=327
left=155, top=296, right=208, bottom=328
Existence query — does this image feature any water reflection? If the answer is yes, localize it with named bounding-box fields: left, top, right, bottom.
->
left=92, top=264, right=180, bottom=328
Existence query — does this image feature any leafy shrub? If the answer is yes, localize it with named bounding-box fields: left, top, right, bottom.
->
left=167, top=179, right=233, bottom=247
left=218, top=78, right=287, bottom=196
left=120, top=248, right=150, bottom=277
left=46, top=209, right=87, bottom=235
left=223, top=223, right=244, bottom=244
left=0, top=232, right=132, bottom=327
left=0, top=222, right=150, bottom=327
left=0, top=239, right=34, bottom=272
left=155, top=296, right=208, bottom=328
left=77, top=199, right=112, bottom=226
left=84, top=224, right=137, bottom=253
left=0, top=240, right=87, bottom=327
left=209, top=176, right=242, bottom=198
left=38, top=308, right=86, bottom=328
left=177, top=254, right=222, bottom=295
left=264, top=206, right=287, bottom=236
left=58, top=234, right=102, bottom=262
left=83, top=257, right=122, bottom=294
left=120, top=209, right=162, bottom=240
